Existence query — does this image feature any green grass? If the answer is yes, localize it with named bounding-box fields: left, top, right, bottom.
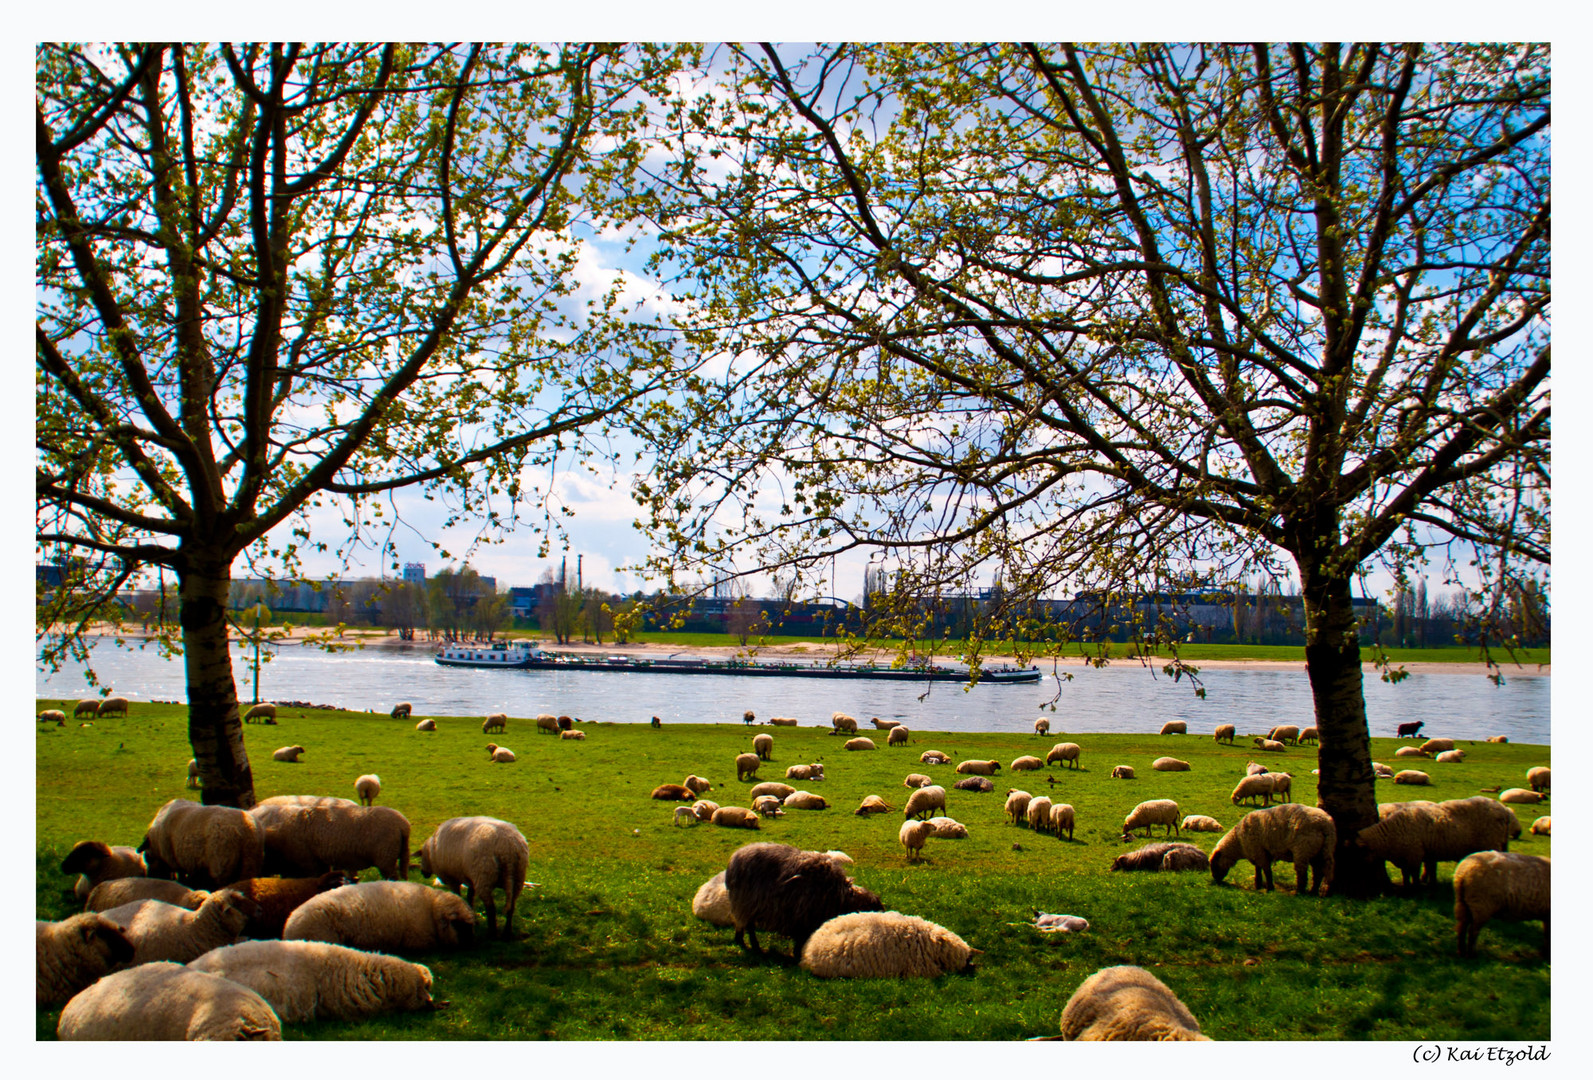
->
left=36, top=700, right=1551, bottom=1040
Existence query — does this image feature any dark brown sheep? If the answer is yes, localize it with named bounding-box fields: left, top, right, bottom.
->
left=1109, top=842, right=1210, bottom=873
left=221, top=871, right=358, bottom=938
left=651, top=783, right=697, bottom=801
left=953, top=776, right=995, bottom=793
left=725, top=842, right=885, bottom=958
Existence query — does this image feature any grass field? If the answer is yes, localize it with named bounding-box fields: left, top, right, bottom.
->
left=35, top=700, right=1552, bottom=1041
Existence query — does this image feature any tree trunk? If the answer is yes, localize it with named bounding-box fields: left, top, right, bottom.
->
left=179, top=552, right=256, bottom=809
left=1298, top=560, right=1388, bottom=897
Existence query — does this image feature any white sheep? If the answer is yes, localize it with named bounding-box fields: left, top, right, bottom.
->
left=250, top=801, right=411, bottom=880
left=1453, top=850, right=1550, bottom=958
left=711, top=806, right=761, bottom=829
left=736, top=752, right=762, bottom=781
left=36, top=913, right=135, bottom=1004
left=1110, top=765, right=1135, bottom=780
left=1268, top=724, right=1300, bottom=745
left=928, top=818, right=969, bottom=839
left=1159, top=721, right=1187, bottom=735
left=99, top=889, right=257, bottom=965
left=673, top=805, right=698, bottom=827
left=769, top=716, right=799, bottom=726
left=1434, top=750, right=1467, bottom=764
left=62, top=840, right=148, bottom=901
left=272, top=745, right=306, bottom=763
left=1268, top=772, right=1293, bottom=802
left=844, top=737, right=877, bottom=751
left=887, top=725, right=910, bottom=747
left=1005, top=789, right=1032, bottom=825
left=1487, top=735, right=1509, bottom=744
left=85, top=878, right=209, bottom=913
left=355, top=774, right=381, bottom=806
left=141, top=800, right=265, bottom=889
left=748, top=781, right=796, bottom=800
left=1530, top=816, right=1550, bottom=836
left=903, top=773, right=934, bottom=789
left=1499, top=787, right=1544, bottom=804
left=1357, top=796, right=1520, bottom=888
left=831, top=712, right=858, bottom=734
left=1044, top=743, right=1082, bottom=768
left=919, top=750, right=951, bottom=765
left=1210, top=803, right=1336, bottom=895
left=1010, top=755, right=1043, bottom=772
left=785, top=763, right=825, bottom=781
left=38, top=708, right=67, bottom=725
left=899, top=819, right=936, bottom=861
left=871, top=717, right=902, bottom=729
left=783, top=790, right=830, bottom=810
left=243, top=703, right=277, bottom=723
left=1034, top=717, right=1051, bottom=736
left=96, top=695, right=130, bottom=717
left=418, top=816, right=529, bottom=938
left=753, top=732, right=774, bottom=760
left=684, top=774, right=713, bottom=794
left=691, top=799, right=719, bottom=822
left=1058, top=965, right=1209, bottom=1041
left=1420, top=737, right=1457, bottom=753
left=854, top=795, right=894, bottom=815
left=1394, top=746, right=1431, bottom=758
left=1050, top=803, right=1076, bottom=840
left=560, top=729, right=586, bottom=741
left=1245, top=761, right=1269, bottom=775
left=1253, top=738, right=1286, bottom=753
left=57, top=962, right=282, bottom=1041
left=1123, top=799, right=1181, bottom=838
left=1372, top=761, right=1395, bottom=779
left=1152, top=757, right=1190, bottom=772
left=283, top=881, right=476, bottom=951
left=955, top=759, right=1000, bottom=776
left=1394, top=770, right=1431, bottom=786
left=801, top=911, right=978, bottom=977
left=753, top=794, right=786, bottom=818
left=1026, top=795, right=1054, bottom=836
left=1229, top=774, right=1274, bottom=807
left=1180, top=815, right=1223, bottom=833
left=390, top=702, right=413, bottom=720
left=536, top=713, right=559, bottom=735
left=1213, top=723, right=1236, bottom=745
left=415, top=718, right=437, bottom=732
left=73, top=698, right=100, bottom=718
left=483, top=712, right=507, bottom=734
left=486, top=743, right=516, bottom=763
left=1526, top=766, right=1550, bottom=793
left=691, top=871, right=734, bottom=926
left=903, top=785, right=947, bottom=820
left=188, top=939, right=439, bottom=1021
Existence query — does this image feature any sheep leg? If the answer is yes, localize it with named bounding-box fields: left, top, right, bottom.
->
left=1253, top=863, right=1265, bottom=891
left=483, top=889, right=498, bottom=938
left=1293, top=859, right=1312, bottom=896
left=1261, top=862, right=1275, bottom=892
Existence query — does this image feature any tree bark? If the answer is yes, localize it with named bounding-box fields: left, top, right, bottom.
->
left=179, top=552, right=256, bottom=809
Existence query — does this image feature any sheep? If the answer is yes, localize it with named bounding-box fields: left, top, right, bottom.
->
left=216, top=871, right=357, bottom=938
left=99, top=889, right=258, bottom=965
left=1011, top=755, right=1044, bottom=772
left=1372, top=761, right=1395, bottom=779
left=1253, top=738, right=1286, bottom=753
left=1026, top=795, right=1054, bottom=836
left=871, top=717, right=901, bottom=729
left=1526, top=766, right=1550, bottom=793
left=1034, top=717, right=1051, bottom=736
left=1059, top=965, right=1209, bottom=1041
left=653, top=781, right=700, bottom=801
left=748, top=781, right=796, bottom=800
left=854, top=795, right=894, bottom=815
left=1268, top=772, right=1293, bottom=802
left=272, top=745, right=306, bottom=763
left=96, top=695, right=130, bottom=717
left=726, top=842, right=884, bottom=957
left=390, top=702, right=413, bottom=720
left=1110, top=765, right=1135, bottom=780
left=38, top=708, right=67, bottom=725
left=753, top=733, right=775, bottom=762
left=674, top=805, right=698, bottom=826
left=62, top=840, right=148, bottom=901
left=1159, top=721, right=1187, bottom=735
left=831, top=712, right=858, bottom=735
left=485, top=743, right=515, bottom=763
left=1050, top=803, right=1076, bottom=840
left=415, top=718, right=437, bottom=732
left=536, top=713, right=560, bottom=735
left=186, top=759, right=200, bottom=789
left=1213, top=723, right=1236, bottom=745
left=418, top=816, right=529, bottom=938
left=1123, top=799, right=1181, bottom=838
left=684, top=774, right=713, bottom=795
left=1420, top=737, right=1457, bottom=753
left=1005, top=789, right=1033, bottom=825
left=354, top=773, right=381, bottom=807
left=560, top=729, right=586, bottom=741
left=801, top=911, right=977, bottom=978
left=783, top=790, right=830, bottom=811
left=736, top=752, right=762, bottom=781
left=769, top=716, right=799, bottom=727
left=73, top=698, right=100, bottom=718
left=189, top=939, right=439, bottom=1022
left=903, top=785, right=948, bottom=820
left=752, top=795, right=785, bottom=818
left=1394, top=770, right=1432, bottom=786
left=919, top=750, right=951, bottom=765
left=887, top=725, right=910, bottom=747
left=692, top=871, right=734, bottom=926
left=955, top=775, right=996, bottom=793
left=900, top=819, right=936, bottom=861
left=955, top=759, right=1000, bottom=776
left=283, top=881, right=475, bottom=951
left=1499, top=787, right=1544, bottom=804
left=1394, top=746, right=1431, bottom=759
left=1357, top=796, right=1521, bottom=888
left=1230, top=774, right=1275, bottom=806
left=241, top=703, right=277, bottom=724
left=785, top=763, right=824, bottom=781
left=36, top=913, right=136, bottom=1005
left=691, top=799, right=720, bottom=822
left=844, top=737, right=877, bottom=752
left=57, top=962, right=282, bottom=1041
left=1110, top=842, right=1210, bottom=872
left=1152, top=757, right=1190, bottom=772
left=1268, top=724, right=1300, bottom=745
left=1487, top=735, right=1509, bottom=744
left=1245, top=761, right=1269, bottom=775
left=1453, top=851, right=1550, bottom=958
left=1396, top=720, right=1425, bottom=739
left=1046, top=742, right=1083, bottom=768
left=1432, top=749, right=1467, bottom=764
left=711, top=806, right=761, bottom=829
left=85, top=878, right=209, bottom=913
left=1530, top=816, right=1550, bottom=836
left=928, top=818, right=968, bottom=839
left=251, top=801, right=411, bottom=881
left=140, top=800, right=265, bottom=889
left=482, top=713, right=507, bottom=734
left=1210, top=803, right=1336, bottom=895
left=1299, top=726, right=1318, bottom=744
left=904, top=773, right=934, bottom=788
left=1181, top=815, right=1223, bottom=833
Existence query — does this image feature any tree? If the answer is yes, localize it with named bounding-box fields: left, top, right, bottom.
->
left=637, top=43, right=1549, bottom=894
left=36, top=43, right=691, bottom=807
left=535, top=565, right=582, bottom=645
left=724, top=588, right=770, bottom=646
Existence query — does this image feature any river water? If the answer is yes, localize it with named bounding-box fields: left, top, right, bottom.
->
left=36, top=638, right=1551, bottom=744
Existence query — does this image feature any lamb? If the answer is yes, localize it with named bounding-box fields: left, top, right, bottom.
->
left=783, top=790, right=829, bottom=810
left=1058, top=965, right=1209, bottom=1041
left=725, top=842, right=884, bottom=957
left=1180, top=815, right=1223, bottom=833
left=73, top=698, right=100, bottom=718
left=753, top=732, right=774, bottom=760
left=1253, top=738, right=1286, bottom=753
left=243, top=703, right=277, bottom=723
left=1210, top=803, right=1336, bottom=895
left=1005, top=790, right=1033, bottom=825
left=785, top=764, right=825, bottom=781
left=887, top=725, right=910, bottom=747
left=485, top=743, right=515, bottom=763
left=650, top=781, right=697, bottom=801
left=954, top=776, right=995, bottom=792
left=684, top=774, right=713, bottom=795
left=1526, top=766, right=1550, bottom=793
left=1159, top=721, right=1187, bottom=735
left=900, top=819, right=936, bottom=861
left=1395, top=746, right=1431, bottom=758
left=189, top=939, right=440, bottom=1022
left=1435, top=750, right=1467, bottom=764
left=1357, top=796, right=1520, bottom=888
left=1026, top=795, right=1054, bottom=836
left=1453, top=851, right=1550, bottom=958
left=418, top=816, right=529, bottom=937
left=1372, top=761, right=1395, bottom=779
left=736, top=752, right=762, bottom=781
left=36, top=913, right=135, bottom=1004
left=844, top=737, right=877, bottom=751
left=928, top=818, right=968, bottom=839
left=1152, top=757, right=1191, bottom=772
left=1110, top=765, right=1135, bottom=780
left=1034, top=717, right=1051, bottom=736
left=711, top=806, right=761, bottom=829
left=904, top=773, right=934, bottom=788
left=187, top=759, right=200, bottom=788
left=691, top=799, right=720, bottom=822
left=85, top=878, right=209, bottom=913
left=1110, top=842, right=1209, bottom=873
left=831, top=712, right=858, bottom=734
left=903, top=785, right=948, bottom=820
left=62, top=840, right=148, bottom=901
left=560, top=729, right=586, bottom=741
left=854, top=795, right=894, bottom=815
left=1123, top=799, right=1181, bottom=838
left=801, top=911, right=977, bottom=978
left=216, top=871, right=357, bottom=938
left=748, top=781, right=796, bottom=800
left=355, top=774, right=381, bottom=806
left=1394, top=770, right=1432, bottom=786
left=415, top=718, right=437, bottom=732
left=1268, top=772, right=1293, bottom=802
left=1420, top=737, right=1457, bottom=753
left=1499, top=787, right=1545, bottom=804
left=1530, top=816, right=1550, bottom=836
left=482, top=713, right=507, bottom=734
left=872, top=717, right=902, bottom=729
left=1268, top=724, right=1300, bottom=745
left=272, top=745, right=306, bottom=763
left=1010, top=755, right=1043, bottom=772
left=674, top=805, right=698, bottom=826
left=96, top=695, right=131, bottom=717
left=284, top=881, right=475, bottom=951
left=919, top=750, right=951, bottom=765
left=1231, top=774, right=1275, bottom=806
left=955, top=759, right=1000, bottom=776
left=692, top=871, right=734, bottom=926
left=1046, top=742, right=1082, bottom=769
left=391, top=702, right=413, bottom=719
left=1396, top=720, right=1425, bottom=739
left=99, top=889, right=258, bottom=964
left=1213, top=723, right=1236, bottom=745
left=140, top=800, right=265, bottom=889
left=1050, top=803, right=1076, bottom=840
left=752, top=795, right=785, bottom=818
left=57, top=962, right=282, bottom=1041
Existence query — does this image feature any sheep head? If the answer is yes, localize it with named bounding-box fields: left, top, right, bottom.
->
left=60, top=840, right=112, bottom=876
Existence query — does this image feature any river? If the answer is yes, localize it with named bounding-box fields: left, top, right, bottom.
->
left=36, top=638, right=1551, bottom=743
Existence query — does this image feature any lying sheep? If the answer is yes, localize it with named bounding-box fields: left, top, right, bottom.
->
left=844, top=737, right=877, bottom=752
left=903, top=785, right=947, bottom=820
left=1123, top=799, right=1181, bottom=838
left=904, top=773, right=934, bottom=789
left=691, top=799, right=720, bottom=822
left=753, top=733, right=774, bottom=761
left=100, top=889, right=258, bottom=964
left=919, top=750, right=951, bottom=765
left=1010, top=755, right=1044, bottom=772
left=1421, top=737, right=1457, bottom=753
left=1046, top=742, right=1082, bottom=769
left=736, top=752, right=762, bottom=781
left=1051, top=803, right=1076, bottom=840
left=485, top=743, right=515, bottom=763
left=482, top=713, right=507, bottom=734
left=1180, top=815, right=1223, bottom=833
left=1213, top=723, right=1236, bottom=745
left=96, top=695, right=130, bottom=717
left=753, top=795, right=785, bottom=818
left=38, top=708, right=67, bottom=725
left=711, top=807, right=761, bottom=829
left=684, top=774, right=713, bottom=795
left=141, top=800, right=265, bottom=889
left=1230, top=774, right=1275, bottom=806
left=831, top=712, right=858, bottom=735
left=390, top=702, right=413, bottom=720
left=1026, top=795, right=1054, bottom=836
left=560, top=729, right=586, bottom=741
left=1372, top=762, right=1395, bottom=779
left=1110, top=765, right=1135, bottom=780
left=783, top=790, right=829, bottom=811
left=801, top=911, right=977, bottom=978
left=1454, top=851, right=1550, bottom=958
left=1435, top=750, right=1467, bottom=764
left=187, top=759, right=200, bottom=789
left=691, top=871, right=734, bottom=926
left=272, top=745, right=306, bottom=763
left=418, top=816, right=529, bottom=938
left=1005, top=790, right=1033, bottom=825
left=36, top=913, right=135, bottom=1004
left=284, top=881, right=475, bottom=951
left=651, top=783, right=697, bottom=801
left=189, top=939, right=440, bottom=1022
left=1110, top=842, right=1209, bottom=873
left=1526, top=766, right=1550, bottom=793
left=218, top=871, right=357, bottom=938
left=243, top=703, right=277, bottom=723
left=748, top=781, right=796, bottom=800
left=57, top=962, right=282, bottom=1041
left=955, top=759, right=1001, bottom=776
left=1152, top=757, right=1190, bottom=772
left=1059, top=965, right=1209, bottom=1041
left=954, top=776, right=995, bottom=793
left=1357, top=796, right=1521, bottom=888
left=1395, top=746, right=1431, bottom=758
left=355, top=774, right=381, bottom=806
left=1268, top=724, right=1300, bottom=745
left=887, top=725, right=910, bottom=747
left=726, top=842, right=884, bottom=957
left=536, top=713, right=559, bottom=735
left=251, top=801, right=411, bottom=881
left=1210, top=803, right=1336, bottom=895
left=928, top=818, right=968, bottom=839
left=85, top=878, right=209, bottom=913
left=900, top=819, right=936, bottom=861
left=1500, top=787, right=1545, bottom=804
left=1034, top=718, right=1051, bottom=736
left=1394, top=770, right=1431, bottom=786
left=769, top=716, right=799, bottom=726
left=1159, top=721, right=1187, bottom=735
left=674, top=806, right=698, bottom=827
left=785, top=763, right=824, bottom=781
left=854, top=795, right=894, bottom=815
left=1487, top=735, right=1509, bottom=744
left=1245, top=761, right=1269, bottom=775
left=62, top=840, right=148, bottom=901
left=1530, top=816, right=1550, bottom=836
left=1253, top=738, right=1286, bottom=753
left=415, top=718, right=437, bottom=732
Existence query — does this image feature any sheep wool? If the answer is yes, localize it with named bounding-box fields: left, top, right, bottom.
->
left=73, top=698, right=100, bottom=717
left=785, top=763, right=824, bottom=781
left=486, top=743, right=515, bottom=763
left=854, top=795, right=894, bottom=815
left=726, top=842, right=884, bottom=957
left=1487, top=735, right=1510, bottom=744
left=1453, top=851, right=1550, bottom=958
left=189, top=939, right=437, bottom=1022
left=1434, top=750, right=1467, bottom=764
left=903, top=785, right=948, bottom=820
left=1299, top=727, right=1319, bottom=744
left=1180, top=815, right=1223, bottom=833
left=1213, top=723, right=1236, bottom=745
left=536, top=713, right=560, bottom=735
left=390, top=702, right=413, bottom=719
left=684, top=775, right=713, bottom=794
left=1152, top=757, right=1191, bottom=772
left=283, top=881, right=476, bottom=952
left=85, top=878, right=209, bottom=913
left=1005, top=790, right=1033, bottom=825
left=39, top=708, right=67, bottom=725
left=748, top=781, right=796, bottom=800
left=355, top=774, right=381, bottom=806
left=100, top=889, right=257, bottom=965
left=219, top=871, right=357, bottom=938
left=1253, top=739, right=1286, bottom=753
left=692, top=871, right=734, bottom=926
left=1122, top=800, right=1182, bottom=838
left=1059, top=965, right=1209, bottom=1041
left=1394, top=746, right=1431, bottom=758
left=801, top=911, right=977, bottom=978
left=482, top=713, right=507, bottom=734
left=419, top=816, right=530, bottom=938
left=1526, top=766, right=1550, bottom=793
left=560, top=730, right=586, bottom=741
left=1268, top=725, right=1300, bottom=745
left=57, top=962, right=282, bottom=1041
left=36, top=913, right=135, bottom=1005
left=186, top=759, right=200, bottom=788
left=900, top=819, right=936, bottom=861
left=673, top=806, right=697, bottom=827
left=872, top=717, right=902, bottom=729
left=96, top=696, right=130, bottom=717
left=844, top=737, right=877, bottom=752
left=736, top=752, right=762, bottom=780
left=1210, top=803, right=1336, bottom=895
left=1010, top=755, right=1044, bottom=772
left=141, top=800, right=265, bottom=889
left=769, top=716, right=799, bottom=726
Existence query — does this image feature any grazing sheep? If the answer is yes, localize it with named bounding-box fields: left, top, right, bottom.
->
left=801, top=911, right=977, bottom=978
left=903, top=785, right=948, bottom=820
left=1453, top=851, right=1550, bottom=958
left=1011, top=755, right=1044, bottom=772
left=753, top=733, right=774, bottom=761
left=1051, top=803, right=1076, bottom=840
left=1299, top=726, right=1318, bottom=744
left=355, top=774, right=381, bottom=806
left=1421, top=737, right=1457, bottom=754
left=726, top=842, right=884, bottom=957
left=692, top=871, right=734, bottom=926
left=217, top=872, right=356, bottom=938
left=1530, top=816, right=1550, bottom=836
left=415, top=718, right=437, bottom=732
left=96, top=695, right=130, bottom=717
left=1046, top=742, right=1082, bottom=769
left=1210, top=803, right=1336, bottom=895
left=748, top=781, right=796, bottom=800
left=39, top=708, right=67, bottom=725
left=928, top=818, right=968, bottom=839
left=140, top=800, right=265, bottom=889
left=1230, top=774, right=1275, bottom=807
left=1181, top=815, right=1223, bottom=833
left=684, top=774, right=713, bottom=795
left=485, top=743, right=515, bottom=763
left=770, top=717, right=799, bottom=727
left=482, top=712, right=507, bottom=734
left=854, top=795, right=894, bottom=815
left=1268, top=725, right=1300, bottom=745
left=711, top=806, right=761, bottom=830
left=530, top=713, right=556, bottom=735
left=1395, top=746, right=1431, bottom=759
left=1213, top=723, right=1236, bottom=745
left=919, top=750, right=951, bottom=765
left=1159, top=721, right=1187, bottom=735
left=62, top=840, right=148, bottom=901
left=955, top=759, right=1000, bottom=776
left=691, top=799, right=720, bottom=822
left=904, top=773, right=934, bottom=789
left=186, top=759, right=200, bottom=789
left=85, top=878, right=209, bottom=914
left=785, top=763, right=825, bottom=781
left=1396, top=720, right=1425, bottom=739
left=1034, top=717, right=1051, bottom=736
left=36, top=913, right=136, bottom=1005
left=1357, top=796, right=1521, bottom=888
left=559, top=729, right=586, bottom=741
left=390, top=702, right=413, bottom=719
left=899, top=819, right=936, bottom=861
left=1253, top=738, right=1286, bottom=753
left=1059, top=965, right=1209, bottom=1041
left=1005, top=790, right=1033, bottom=825
left=831, top=712, right=858, bottom=735
left=736, top=752, right=762, bottom=781
left=250, top=802, right=411, bottom=881
left=73, top=698, right=101, bottom=718
left=651, top=784, right=696, bottom=801
left=57, top=962, right=282, bottom=1041
left=1152, top=757, right=1191, bottom=772
left=887, top=725, right=910, bottom=747
left=752, top=795, right=786, bottom=818
left=1487, top=735, right=1509, bottom=744
left=418, top=816, right=529, bottom=937
left=844, top=737, right=877, bottom=752
left=1110, top=842, right=1209, bottom=873
left=783, top=790, right=830, bottom=811
left=100, top=889, right=258, bottom=964
left=954, top=776, right=995, bottom=793
left=284, top=881, right=475, bottom=951
left=1394, top=770, right=1432, bottom=786
left=1268, top=772, right=1293, bottom=802
left=1123, top=799, right=1181, bottom=838
left=1110, top=765, right=1135, bottom=780
left=243, top=703, right=277, bottom=723
left=189, top=940, right=438, bottom=1022
left=1526, top=766, right=1550, bottom=793
left=1026, top=795, right=1054, bottom=836
left=272, top=745, right=306, bottom=763
left=558, top=715, right=574, bottom=731
left=1499, top=787, right=1544, bottom=804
